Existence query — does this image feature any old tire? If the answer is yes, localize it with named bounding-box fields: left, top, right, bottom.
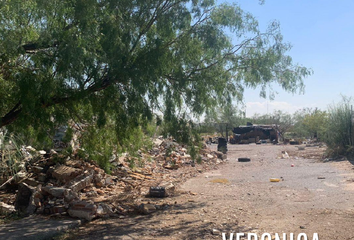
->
left=238, top=158, right=250, bottom=162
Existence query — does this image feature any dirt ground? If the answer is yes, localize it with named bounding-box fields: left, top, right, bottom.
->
left=60, top=144, right=354, bottom=240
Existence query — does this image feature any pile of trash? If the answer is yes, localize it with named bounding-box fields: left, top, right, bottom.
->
left=0, top=138, right=227, bottom=221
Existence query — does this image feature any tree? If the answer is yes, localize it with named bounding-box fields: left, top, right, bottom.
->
left=325, top=97, right=354, bottom=155
left=302, top=108, right=327, bottom=139
left=0, top=0, right=312, bottom=146
left=250, top=110, right=294, bottom=139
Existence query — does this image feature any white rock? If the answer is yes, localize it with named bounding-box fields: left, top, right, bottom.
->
left=25, top=146, right=36, bottom=152
left=154, top=139, right=163, bottom=146
left=0, top=202, right=16, bottom=214
left=38, top=150, right=46, bottom=155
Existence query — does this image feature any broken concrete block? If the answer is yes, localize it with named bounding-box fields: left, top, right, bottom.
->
left=0, top=202, right=16, bottom=215
left=68, top=174, right=93, bottom=192
left=42, top=187, right=67, bottom=198
left=63, top=189, right=79, bottom=203
left=53, top=205, right=67, bottom=214
left=52, top=165, right=82, bottom=183
left=68, top=200, right=97, bottom=221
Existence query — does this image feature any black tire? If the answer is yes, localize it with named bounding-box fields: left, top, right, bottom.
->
left=238, top=158, right=251, bottom=162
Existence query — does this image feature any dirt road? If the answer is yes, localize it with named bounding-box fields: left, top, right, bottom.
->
left=63, top=144, right=354, bottom=240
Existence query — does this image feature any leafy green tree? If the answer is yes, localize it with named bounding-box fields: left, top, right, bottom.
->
left=203, top=103, right=244, bottom=137
left=0, top=0, right=311, bottom=148
left=302, top=108, right=327, bottom=139
left=290, top=108, right=327, bottom=140
left=250, top=110, right=293, bottom=139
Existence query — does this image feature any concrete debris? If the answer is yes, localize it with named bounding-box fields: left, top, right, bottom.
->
left=0, top=137, right=225, bottom=221
left=96, top=203, right=115, bottom=218
left=67, top=174, right=94, bottom=193
left=68, top=200, right=97, bottom=221
left=52, top=165, right=83, bottom=183
left=138, top=203, right=156, bottom=214
left=25, top=146, right=36, bottom=152
left=0, top=202, right=16, bottom=214
left=38, top=150, right=47, bottom=155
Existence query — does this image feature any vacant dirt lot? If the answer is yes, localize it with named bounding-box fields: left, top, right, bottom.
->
left=61, top=144, right=354, bottom=240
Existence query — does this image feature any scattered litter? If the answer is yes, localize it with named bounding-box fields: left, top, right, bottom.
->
left=270, top=178, right=281, bottom=182
left=210, top=178, right=229, bottom=184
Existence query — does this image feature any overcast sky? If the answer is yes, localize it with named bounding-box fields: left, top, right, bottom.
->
left=220, top=0, right=354, bottom=117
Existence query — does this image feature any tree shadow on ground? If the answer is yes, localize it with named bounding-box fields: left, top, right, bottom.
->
left=63, top=200, right=255, bottom=240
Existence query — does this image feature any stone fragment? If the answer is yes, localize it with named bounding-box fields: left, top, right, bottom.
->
left=68, top=200, right=97, bottom=221
left=52, top=165, right=82, bottom=183
left=23, top=178, right=40, bottom=187
left=96, top=203, right=114, bottom=217
left=38, top=150, right=47, bottom=155
left=139, top=203, right=156, bottom=214
left=68, top=174, right=93, bottom=192
left=63, top=189, right=79, bottom=203
left=0, top=202, right=16, bottom=214
left=53, top=205, right=67, bottom=214
left=105, top=176, right=114, bottom=186
left=154, top=139, right=163, bottom=146
left=25, top=146, right=36, bottom=152
left=159, top=182, right=175, bottom=196
left=93, top=174, right=105, bottom=188
left=32, top=166, right=44, bottom=174
left=42, top=187, right=67, bottom=198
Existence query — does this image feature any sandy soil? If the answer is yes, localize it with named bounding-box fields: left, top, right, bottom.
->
left=61, top=144, right=354, bottom=240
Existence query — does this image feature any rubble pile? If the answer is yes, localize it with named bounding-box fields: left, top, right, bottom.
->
left=0, top=138, right=227, bottom=221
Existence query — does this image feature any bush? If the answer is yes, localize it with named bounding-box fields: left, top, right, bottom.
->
left=324, top=97, right=354, bottom=156
left=0, top=131, right=25, bottom=179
